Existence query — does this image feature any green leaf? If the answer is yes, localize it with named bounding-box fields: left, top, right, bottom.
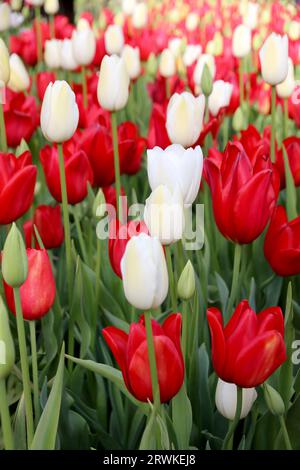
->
left=279, top=282, right=295, bottom=407
left=171, top=384, right=192, bottom=450
left=31, top=344, right=65, bottom=450
left=139, top=408, right=156, bottom=450
left=283, top=145, right=298, bottom=221
left=13, top=393, right=27, bottom=450
left=16, top=139, right=30, bottom=157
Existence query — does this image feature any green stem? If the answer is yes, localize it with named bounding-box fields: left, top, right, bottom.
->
left=204, top=95, right=209, bottom=124
left=111, top=112, right=123, bottom=223
left=73, top=209, right=88, bottom=263
left=49, top=15, right=55, bottom=39
left=279, top=415, right=293, bottom=450
left=181, top=302, right=188, bottom=364
left=81, top=66, right=88, bottom=109
left=95, top=238, right=101, bottom=310
left=166, top=245, right=177, bottom=312
left=13, top=288, right=34, bottom=447
left=222, top=116, right=229, bottom=151
left=144, top=311, right=161, bottom=412
left=283, top=98, right=288, bottom=139
left=271, top=85, right=276, bottom=163
left=29, top=321, right=40, bottom=426
left=227, top=244, right=242, bottom=320
left=34, top=6, right=43, bottom=65
left=222, top=386, right=243, bottom=450
left=0, top=101, right=7, bottom=152
left=239, top=59, right=244, bottom=106
left=0, top=379, right=14, bottom=450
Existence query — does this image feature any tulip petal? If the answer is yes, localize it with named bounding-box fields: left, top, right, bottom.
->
left=207, top=308, right=226, bottom=378
left=102, top=326, right=131, bottom=391
left=257, top=307, right=284, bottom=336
left=162, top=313, right=183, bottom=360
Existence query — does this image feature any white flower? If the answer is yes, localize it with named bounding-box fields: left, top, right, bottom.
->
left=183, top=44, right=202, bottom=67
left=193, top=54, right=216, bottom=86
left=8, top=54, right=30, bottom=92
left=259, top=33, right=289, bottom=86
left=97, top=54, right=130, bottom=111
left=0, top=39, right=10, bottom=87
left=60, top=39, right=78, bottom=71
left=276, top=58, right=295, bottom=98
left=159, top=48, right=176, bottom=78
left=44, top=39, right=62, bottom=69
left=44, top=0, right=59, bottom=15
left=185, top=12, right=199, bottom=32
left=0, top=3, right=10, bottom=32
left=132, top=2, right=148, bottom=29
left=122, top=0, right=136, bottom=16
left=72, top=26, right=96, bottom=66
left=104, top=24, right=124, bottom=56
left=122, top=45, right=141, bottom=80
left=232, top=24, right=251, bottom=58
left=208, top=80, right=233, bottom=116
left=215, top=379, right=257, bottom=421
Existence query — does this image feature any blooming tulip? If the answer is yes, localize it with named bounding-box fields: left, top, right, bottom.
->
left=122, top=45, right=141, bottom=80
left=159, top=49, right=176, bottom=78
left=0, top=3, right=10, bottom=32
left=104, top=24, right=124, bottom=56
left=60, top=39, right=78, bottom=71
left=44, top=0, right=59, bottom=15
left=132, top=2, right=148, bottom=29
left=232, top=24, right=251, bottom=58
left=166, top=92, right=205, bottom=148
left=264, top=205, right=300, bottom=277
left=4, top=248, right=56, bottom=321
left=41, top=81, right=79, bottom=143
left=97, top=55, right=130, bottom=111
left=0, top=39, right=10, bottom=87
left=207, top=300, right=286, bottom=387
left=44, top=39, right=62, bottom=69
left=147, top=144, right=203, bottom=206
left=8, top=54, right=30, bottom=92
left=103, top=313, right=184, bottom=402
left=72, top=26, right=96, bottom=66
left=24, top=205, right=64, bottom=249
left=215, top=379, right=257, bottom=420
left=208, top=80, right=233, bottom=117
left=275, top=137, right=300, bottom=188
left=121, top=233, right=168, bottom=310
left=276, top=58, right=295, bottom=98
left=259, top=33, right=289, bottom=86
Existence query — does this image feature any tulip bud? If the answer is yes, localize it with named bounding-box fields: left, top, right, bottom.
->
left=121, top=233, right=168, bottom=310
left=122, top=45, right=141, bottom=80
left=72, top=26, right=96, bottom=66
left=8, top=54, right=30, bottom=92
left=232, top=106, right=246, bottom=132
left=177, top=260, right=195, bottom=300
left=232, top=24, right=251, bottom=58
left=60, top=39, right=78, bottom=71
left=132, top=2, right=148, bottom=29
left=122, top=0, right=136, bottom=16
left=208, top=80, right=233, bottom=116
left=166, top=92, right=205, bottom=148
left=0, top=39, right=10, bottom=88
left=44, top=39, right=62, bottom=69
left=193, top=54, right=216, bottom=86
left=2, top=223, right=28, bottom=288
left=0, top=3, right=11, bottom=32
left=97, top=55, right=130, bottom=111
left=276, top=58, right=295, bottom=99
left=41, top=80, right=79, bottom=143
left=159, top=48, right=176, bottom=78
left=0, top=296, right=15, bottom=380
left=259, top=33, right=289, bottom=86
left=104, top=24, right=124, bottom=56
left=201, top=64, right=213, bottom=97
left=44, top=0, right=59, bottom=15
left=93, top=188, right=106, bottom=219
left=263, top=383, right=285, bottom=416
left=215, top=379, right=257, bottom=420
left=146, top=52, right=158, bottom=78
left=168, top=37, right=184, bottom=59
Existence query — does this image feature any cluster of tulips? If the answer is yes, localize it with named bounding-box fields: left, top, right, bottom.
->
left=0, top=0, right=299, bottom=452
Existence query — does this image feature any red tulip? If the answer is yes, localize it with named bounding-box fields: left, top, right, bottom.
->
left=204, top=140, right=279, bottom=243
left=0, top=151, right=37, bottom=225
left=3, top=248, right=56, bottom=321
left=23, top=205, right=64, bottom=249
left=275, top=137, right=300, bottom=189
left=109, top=219, right=148, bottom=278
left=36, top=71, right=56, bottom=101
left=103, top=313, right=184, bottom=403
left=207, top=300, right=286, bottom=387
left=264, top=205, right=300, bottom=276
left=40, top=144, right=93, bottom=205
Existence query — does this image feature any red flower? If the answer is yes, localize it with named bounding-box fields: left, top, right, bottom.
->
left=3, top=248, right=56, bottom=321
left=0, top=151, right=37, bottom=224
left=109, top=219, right=149, bottom=278
left=264, top=205, right=300, bottom=277
left=10, top=29, right=38, bottom=66
left=204, top=140, right=279, bottom=243
left=40, top=144, right=93, bottom=205
left=36, top=71, right=56, bottom=101
left=23, top=205, right=64, bottom=250
left=103, top=313, right=184, bottom=403
left=275, top=137, right=300, bottom=189
left=207, top=300, right=286, bottom=387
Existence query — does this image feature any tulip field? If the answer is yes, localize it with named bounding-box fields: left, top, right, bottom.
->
left=0, top=0, right=300, bottom=455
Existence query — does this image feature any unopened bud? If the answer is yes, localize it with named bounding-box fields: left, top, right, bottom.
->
left=93, top=189, right=107, bottom=219
left=177, top=260, right=195, bottom=300
left=2, top=223, right=28, bottom=288
left=263, top=383, right=285, bottom=416
left=201, top=63, right=213, bottom=97
left=232, top=106, right=245, bottom=132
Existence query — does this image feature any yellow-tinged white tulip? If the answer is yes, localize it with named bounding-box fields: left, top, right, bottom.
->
left=168, top=37, right=184, bottom=59
left=11, top=0, right=22, bottom=11
left=215, top=379, right=257, bottom=421
left=243, top=2, right=259, bottom=30
left=122, top=0, right=136, bottom=16
left=121, top=233, right=168, bottom=310
left=144, top=185, right=185, bottom=245
left=208, top=80, right=233, bottom=116
left=132, top=2, right=148, bottom=29
left=76, top=18, right=90, bottom=31
left=147, top=144, right=203, bottom=206
left=40, top=81, right=79, bottom=143
left=0, top=3, right=10, bottom=32
left=44, top=39, right=62, bottom=69
left=44, top=0, right=59, bottom=15
left=232, top=24, right=251, bottom=58
left=183, top=44, right=202, bottom=67
left=276, top=58, right=295, bottom=99
left=122, top=45, right=141, bottom=80
left=166, top=92, right=205, bottom=148
left=159, top=48, right=176, bottom=78
left=8, top=54, right=30, bottom=92
left=60, top=39, right=78, bottom=71
left=104, top=24, right=124, bottom=56
left=259, top=33, right=289, bottom=86
left=288, top=20, right=300, bottom=41
left=97, top=54, right=130, bottom=111
left=0, top=39, right=10, bottom=88
left=72, top=26, right=96, bottom=66
left=185, top=12, right=199, bottom=31
left=193, top=54, right=216, bottom=86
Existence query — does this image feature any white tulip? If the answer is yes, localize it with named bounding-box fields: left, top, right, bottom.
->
left=104, top=24, right=124, bottom=56
left=44, top=0, right=59, bottom=15
left=159, top=48, right=176, bottom=78
left=97, top=54, right=130, bottom=111
left=259, top=33, right=289, bottom=86
left=122, top=0, right=136, bottom=16
left=276, top=58, right=295, bottom=98
left=132, top=2, right=148, bottom=29
left=26, top=0, right=45, bottom=5
left=44, top=39, right=61, bottom=69
left=10, top=12, right=24, bottom=28
left=147, top=144, right=203, bottom=206
left=144, top=185, right=185, bottom=245
left=288, top=20, right=300, bottom=41
left=183, top=44, right=202, bottom=67
left=122, top=45, right=141, bottom=80
left=76, top=18, right=90, bottom=31
left=40, top=81, right=79, bottom=143
left=60, top=39, right=78, bottom=71
left=193, top=54, right=216, bottom=86
left=185, top=12, right=199, bottom=32
left=0, top=39, right=10, bottom=88
left=8, top=54, right=30, bottom=92
left=243, top=2, right=259, bottom=30
left=215, top=379, right=257, bottom=421
left=208, top=80, right=233, bottom=116
left=72, top=26, right=96, bottom=66
left=121, top=233, right=168, bottom=310
left=11, top=0, right=22, bottom=11
left=232, top=24, right=251, bottom=58
left=166, top=92, right=205, bottom=148
left=0, top=3, right=10, bottom=32
left=168, top=37, right=184, bottom=58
